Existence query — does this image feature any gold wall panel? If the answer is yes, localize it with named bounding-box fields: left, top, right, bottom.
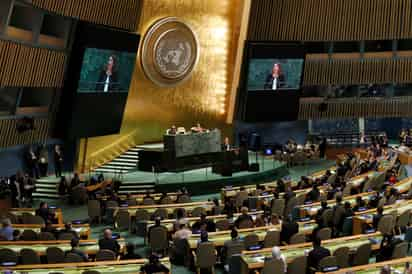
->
left=299, top=97, right=412, bottom=120
left=0, top=40, right=66, bottom=88
left=303, top=53, right=412, bottom=86
left=248, top=0, right=412, bottom=41
left=79, top=0, right=243, bottom=170
left=0, top=117, right=50, bottom=148
left=31, top=0, right=142, bottom=32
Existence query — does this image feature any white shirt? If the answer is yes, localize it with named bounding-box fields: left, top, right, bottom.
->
left=104, top=76, right=110, bottom=92
left=272, top=77, right=277, bottom=90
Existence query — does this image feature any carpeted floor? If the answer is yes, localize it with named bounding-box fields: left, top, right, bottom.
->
left=31, top=159, right=335, bottom=274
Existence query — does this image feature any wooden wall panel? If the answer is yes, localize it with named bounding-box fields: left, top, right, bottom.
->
left=0, top=117, right=50, bottom=147
left=248, top=0, right=412, bottom=41
left=299, top=97, right=412, bottom=120
left=0, top=40, right=66, bottom=88
left=31, top=0, right=142, bottom=32
left=303, top=55, right=412, bottom=86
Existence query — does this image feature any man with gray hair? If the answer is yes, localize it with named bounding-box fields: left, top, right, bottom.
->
left=0, top=219, right=14, bottom=241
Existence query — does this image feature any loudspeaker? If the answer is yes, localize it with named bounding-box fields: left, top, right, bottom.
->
left=249, top=133, right=262, bottom=151
left=249, top=163, right=260, bottom=172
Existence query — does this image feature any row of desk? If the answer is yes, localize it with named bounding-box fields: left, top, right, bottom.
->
left=1, top=258, right=171, bottom=274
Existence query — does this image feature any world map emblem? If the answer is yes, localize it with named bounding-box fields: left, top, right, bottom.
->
left=141, top=17, right=199, bottom=87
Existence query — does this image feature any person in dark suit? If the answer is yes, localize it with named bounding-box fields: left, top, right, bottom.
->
left=37, top=144, right=49, bottom=177
left=140, top=254, right=170, bottom=274
left=26, top=145, right=39, bottom=179
left=373, top=206, right=384, bottom=230
left=307, top=237, right=331, bottom=272
left=60, top=222, right=79, bottom=239
left=264, top=63, right=285, bottom=90
left=280, top=216, right=299, bottom=244
left=66, top=237, right=88, bottom=262
left=234, top=207, right=254, bottom=228
left=53, top=145, right=63, bottom=178
left=36, top=202, right=57, bottom=224
left=306, top=184, right=320, bottom=202
left=98, top=228, right=120, bottom=254
left=96, top=55, right=119, bottom=92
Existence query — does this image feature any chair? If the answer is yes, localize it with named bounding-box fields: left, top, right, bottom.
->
left=58, top=232, right=75, bottom=240
left=25, top=215, right=45, bottom=225
left=263, top=230, right=280, bottom=248
left=271, top=198, right=285, bottom=217
left=243, top=233, right=259, bottom=250
left=46, top=247, right=65, bottom=263
left=21, top=212, right=34, bottom=224
left=95, top=249, right=116, bottom=261
left=21, top=229, right=38, bottom=240
left=141, top=196, right=154, bottom=205
left=333, top=246, right=350, bottom=268
left=216, top=219, right=230, bottom=231
left=261, top=258, right=284, bottom=274
left=321, top=208, right=333, bottom=227
left=64, top=252, right=84, bottom=263
left=289, top=233, right=306, bottom=244
left=395, top=210, right=410, bottom=234
left=38, top=232, right=56, bottom=240
left=284, top=196, right=297, bottom=218
left=341, top=217, right=353, bottom=236
left=392, top=242, right=409, bottom=259
left=115, top=210, right=130, bottom=231
left=152, top=208, right=168, bottom=220
left=287, top=256, right=307, bottom=274
left=82, top=271, right=101, bottom=274
left=5, top=213, right=18, bottom=224
left=170, top=238, right=191, bottom=266
left=295, top=194, right=306, bottom=206
left=194, top=242, right=217, bottom=274
left=126, top=199, right=138, bottom=206
left=88, top=200, right=101, bottom=224
left=20, top=248, right=41, bottom=264
left=352, top=243, right=371, bottom=266
left=160, top=196, right=173, bottom=204
left=135, top=209, right=150, bottom=221
left=238, top=219, right=254, bottom=229
left=149, top=226, right=169, bottom=253
left=177, top=194, right=191, bottom=203
left=212, top=205, right=223, bottom=215
left=0, top=248, right=18, bottom=264
left=172, top=208, right=187, bottom=219
left=377, top=215, right=394, bottom=235
left=316, top=227, right=332, bottom=241
left=191, top=207, right=206, bottom=217
left=318, top=256, right=337, bottom=270
left=224, top=241, right=245, bottom=264
left=235, top=191, right=248, bottom=209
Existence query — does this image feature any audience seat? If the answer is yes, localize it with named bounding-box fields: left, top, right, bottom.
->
left=0, top=248, right=18, bottom=265
left=46, top=247, right=65, bottom=263
left=20, top=248, right=41, bottom=265
left=333, top=246, right=350, bottom=268
left=95, top=249, right=116, bottom=261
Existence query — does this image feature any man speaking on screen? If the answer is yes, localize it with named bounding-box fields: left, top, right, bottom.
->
left=96, top=55, right=119, bottom=92
left=264, top=63, right=285, bottom=90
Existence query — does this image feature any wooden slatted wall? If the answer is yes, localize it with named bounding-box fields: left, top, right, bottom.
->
left=298, top=97, right=412, bottom=119
left=0, top=117, right=50, bottom=147
left=248, top=0, right=412, bottom=41
left=303, top=57, right=412, bottom=86
left=31, top=0, right=142, bottom=32
left=0, top=40, right=66, bottom=88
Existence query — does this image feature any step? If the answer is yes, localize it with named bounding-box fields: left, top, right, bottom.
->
left=103, top=162, right=136, bottom=167
left=100, top=166, right=135, bottom=171
left=36, top=183, right=57, bottom=189
left=123, top=151, right=139, bottom=156
left=118, top=155, right=139, bottom=160
left=94, top=168, right=129, bottom=173
left=32, top=193, right=59, bottom=199
left=35, top=188, right=57, bottom=194
left=129, top=148, right=142, bottom=152
left=112, top=158, right=138, bottom=164
left=118, top=189, right=154, bottom=194
left=119, top=184, right=157, bottom=189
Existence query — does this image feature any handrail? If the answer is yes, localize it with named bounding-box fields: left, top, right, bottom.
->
left=86, top=129, right=139, bottom=170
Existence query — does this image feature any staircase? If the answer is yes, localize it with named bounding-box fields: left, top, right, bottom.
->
left=94, top=147, right=141, bottom=174
left=33, top=177, right=60, bottom=199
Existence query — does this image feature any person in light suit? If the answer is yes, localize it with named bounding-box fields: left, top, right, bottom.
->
left=264, top=63, right=285, bottom=90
